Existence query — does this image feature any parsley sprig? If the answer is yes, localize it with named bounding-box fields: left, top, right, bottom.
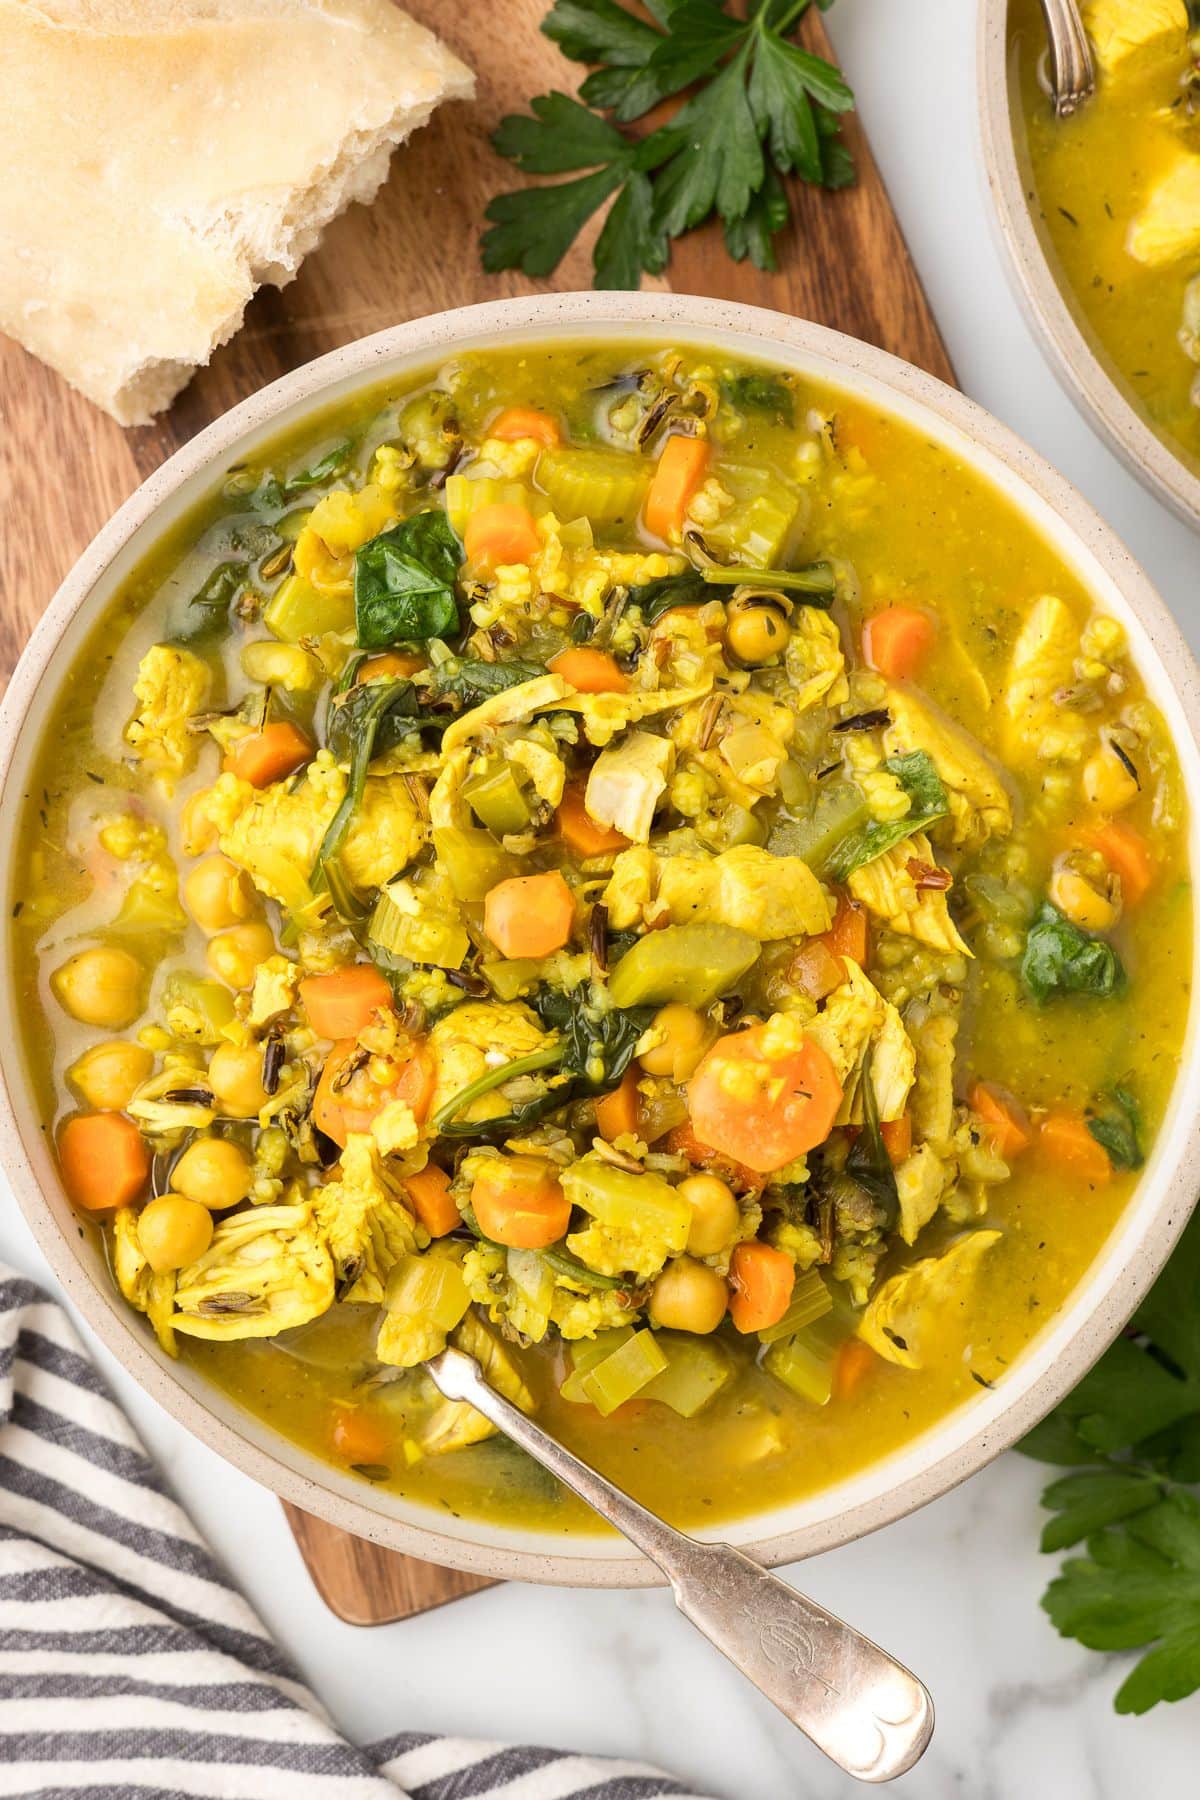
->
left=1021, top=1208, right=1200, bottom=1713
left=483, top=0, right=855, bottom=288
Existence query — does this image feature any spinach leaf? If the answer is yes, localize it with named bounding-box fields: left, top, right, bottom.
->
left=431, top=656, right=545, bottom=705
left=324, top=676, right=442, bottom=764
left=535, top=984, right=654, bottom=1091
left=171, top=561, right=247, bottom=644
left=844, top=1045, right=900, bottom=1231
left=256, top=440, right=355, bottom=508
left=1021, top=902, right=1125, bottom=1005
left=824, top=751, right=949, bottom=881
left=1087, top=1085, right=1143, bottom=1169
left=354, top=512, right=463, bottom=649
left=722, top=372, right=794, bottom=426
left=629, top=570, right=710, bottom=623
left=630, top=561, right=836, bottom=625
left=313, top=679, right=418, bottom=893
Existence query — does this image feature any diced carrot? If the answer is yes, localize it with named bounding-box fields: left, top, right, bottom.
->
left=464, top=502, right=541, bottom=571
left=665, top=1123, right=764, bottom=1194
left=969, top=1081, right=1032, bottom=1160
left=330, top=1407, right=391, bottom=1466
left=548, top=647, right=628, bottom=694
left=556, top=784, right=629, bottom=858
left=880, top=1114, right=912, bottom=1165
left=832, top=1337, right=877, bottom=1403
left=728, top=1242, right=796, bottom=1334
left=1039, top=1109, right=1111, bottom=1185
left=595, top=1069, right=639, bottom=1141
left=356, top=651, right=425, bottom=682
left=817, top=892, right=869, bottom=966
left=58, top=1113, right=150, bottom=1212
left=688, top=1025, right=843, bottom=1175
left=644, top=434, right=711, bottom=540
left=299, top=965, right=394, bottom=1041
left=223, top=721, right=313, bottom=788
left=862, top=606, right=936, bottom=681
left=490, top=406, right=561, bottom=447
left=471, top=1156, right=570, bottom=1249
left=484, top=870, right=575, bottom=959
left=312, top=1036, right=435, bottom=1148
left=402, top=1163, right=460, bottom=1238
left=1078, top=821, right=1154, bottom=907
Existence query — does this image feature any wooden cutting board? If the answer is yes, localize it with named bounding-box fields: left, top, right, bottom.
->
left=0, top=4, right=952, bottom=1624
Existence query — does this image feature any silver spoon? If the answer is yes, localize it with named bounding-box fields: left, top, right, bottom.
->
left=1038, top=0, right=1096, bottom=116
left=426, top=1346, right=934, bottom=1785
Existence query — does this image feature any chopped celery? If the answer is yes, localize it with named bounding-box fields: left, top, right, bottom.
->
left=757, top=1268, right=834, bottom=1346
left=432, top=826, right=520, bottom=902
left=463, top=758, right=531, bottom=836
left=644, top=1334, right=733, bottom=1417
left=608, top=922, right=759, bottom=1009
left=763, top=1333, right=835, bottom=1407
left=580, top=1328, right=667, bottom=1416
left=767, top=781, right=870, bottom=871
left=538, top=448, right=649, bottom=528
left=369, top=877, right=469, bottom=969
left=482, top=957, right=542, bottom=1000
left=112, top=880, right=185, bottom=934
left=560, top=1326, right=634, bottom=1402
left=703, top=463, right=803, bottom=567
left=444, top=475, right=534, bottom=539
left=161, top=972, right=237, bottom=1043
left=264, top=572, right=355, bottom=641
left=561, top=1157, right=691, bottom=1240
left=384, top=1253, right=471, bottom=1332
left=714, top=804, right=767, bottom=849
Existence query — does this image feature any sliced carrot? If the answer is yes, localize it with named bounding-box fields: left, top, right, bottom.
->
left=687, top=1025, right=843, bottom=1175
left=665, top=1123, right=764, bottom=1194
left=862, top=606, right=936, bottom=681
left=58, top=1113, right=149, bottom=1212
left=484, top=870, right=575, bottom=959
left=356, top=651, right=425, bottom=682
left=644, top=434, right=711, bottom=540
left=548, top=647, right=628, bottom=694
left=969, top=1081, right=1032, bottom=1160
left=223, top=721, right=313, bottom=788
left=880, top=1114, right=912, bottom=1165
left=817, top=892, right=869, bottom=966
left=490, top=406, right=560, bottom=447
left=1039, top=1109, right=1111, bottom=1185
left=464, top=502, right=541, bottom=571
left=595, top=1069, right=639, bottom=1141
left=832, top=1337, right=877, bottom=1403
left=728, top=1242, right=796, bottom=1334
left=471, top=1156, right=570, bottom=1249
left=299, top=965, right=394, bottom=1041
left=556, top=784, right=629, bottom=858
left=330, top=1407, right=391, bottom=1466
left=402, top=1163, right=460, bottom=1238
left=312, top=1035, right=435, bottom=1148
left=1078, top=820, right=1154, bottom=907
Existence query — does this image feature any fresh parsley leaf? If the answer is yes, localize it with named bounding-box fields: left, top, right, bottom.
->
left=353, top=513, right=462, bottom=649
left=1020, top=901, right=1125, bottom=1005
left=823, top=751, right=949, bottom=881
left=724, top=164, right=790, bottom=270
left=1087, top=1085, right=1144, bottom=1170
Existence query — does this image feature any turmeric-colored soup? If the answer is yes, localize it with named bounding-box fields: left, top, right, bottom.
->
left=12, top=343, right=1190, bottom=1533
left=1010, top=0, right=1200, bottom=474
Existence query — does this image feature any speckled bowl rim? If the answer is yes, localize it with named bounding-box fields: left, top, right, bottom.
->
left=978, top=0, right=1200, bottom=530
left=2, top=291, right=1199, bottom=1588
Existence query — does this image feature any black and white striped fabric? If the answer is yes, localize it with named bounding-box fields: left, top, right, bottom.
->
left=0, top=1266, right=713, bottom=1800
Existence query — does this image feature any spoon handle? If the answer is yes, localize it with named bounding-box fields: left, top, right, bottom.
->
left=1038, top=0, right=1096, bottom=116
left=426, top=1347, right=933, bottom=1784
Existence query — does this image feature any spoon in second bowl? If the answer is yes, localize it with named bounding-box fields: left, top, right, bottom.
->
left=426, top=1345, right=934, bottom=1785
left=1038, top=0, right=1096, bottom=116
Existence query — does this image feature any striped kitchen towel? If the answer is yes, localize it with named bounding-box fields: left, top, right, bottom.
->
left=0, top=1265, right=713, bottom=1800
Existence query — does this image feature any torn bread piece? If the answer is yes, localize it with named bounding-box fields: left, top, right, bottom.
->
left=0, top=0, right=473, bottom=424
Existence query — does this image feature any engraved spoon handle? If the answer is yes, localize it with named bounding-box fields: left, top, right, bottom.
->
left=1038, top=0, right=1096, bottom=116
left=426, top=1347, right=934, bottom=1784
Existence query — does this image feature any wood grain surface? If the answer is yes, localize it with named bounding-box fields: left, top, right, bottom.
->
left=0, top=3, right=951, bottom=1624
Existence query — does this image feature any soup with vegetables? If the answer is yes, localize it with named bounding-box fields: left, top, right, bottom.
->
left=13, top=342, right=1190, bottom=1534
left=1010, top=0, right=1200, bottom=472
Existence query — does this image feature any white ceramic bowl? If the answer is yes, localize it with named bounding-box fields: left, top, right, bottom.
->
left=978, top=0, right=1200, bottom=528
left=3, top=293, right=1199, bottom=1586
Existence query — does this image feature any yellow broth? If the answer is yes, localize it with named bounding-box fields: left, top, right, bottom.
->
left=10, top=342, right=1191, bottom=1534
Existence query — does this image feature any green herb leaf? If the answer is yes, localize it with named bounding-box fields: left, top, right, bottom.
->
left=431, top=657, right=546, bottom=705
left=629, top=560, right=835, bottom=625
left=1087, top=1085, right=1144, bottom=1170
left=721, top=372, right=796, bottom=427
left=313, top=678, right=418, bottom=899
left=1020, top=901, right=1125, bottom=1005
left=843, top=1044, right=899, bottom=1230
left=353, top=513, right=462, bottom=650
left=535, top=984, right=654, bottom=1091
left=170, top=561, right=247, bottom=644
left=823, top=751, right=949, bottom=881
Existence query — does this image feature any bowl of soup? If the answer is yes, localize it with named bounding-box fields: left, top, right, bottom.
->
left=2, top=292, right=1198, bottom=1585
left=980, top=0, right=1200, bottom=526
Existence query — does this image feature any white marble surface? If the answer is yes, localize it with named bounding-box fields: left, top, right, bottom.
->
left=3, top=1, right=1199, bottom=1795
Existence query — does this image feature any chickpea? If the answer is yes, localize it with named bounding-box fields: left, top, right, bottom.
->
left=1049, top=861, right=1121, bottom=933
left=137, top=1193, right=214, bottom=1273
left=649, top=1256, right=729, bottom=1334
left=66, top=1040, right=154, bottom=1112
left=638, top=1004, right=712, bottom=1082
left=208, top=1042, right=269, bottom=1118
left=725, top=600, right=790, bottom=665
left=183, top=855, right=258, bottom=933
left=1082, top=740, right=1139, bottom=814
left=677, top=1173, right=740, bottom=1258
left=51, top=946, right=144, bottom=1029
left=180, top=788, right=219, bottom=858
left=172, top=1136, right=252, bottom=1211
left=207, top=921, right=278, bottom=990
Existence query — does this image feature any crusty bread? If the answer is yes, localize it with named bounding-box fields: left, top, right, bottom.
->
left=0, top=0, right=473, bottom=424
